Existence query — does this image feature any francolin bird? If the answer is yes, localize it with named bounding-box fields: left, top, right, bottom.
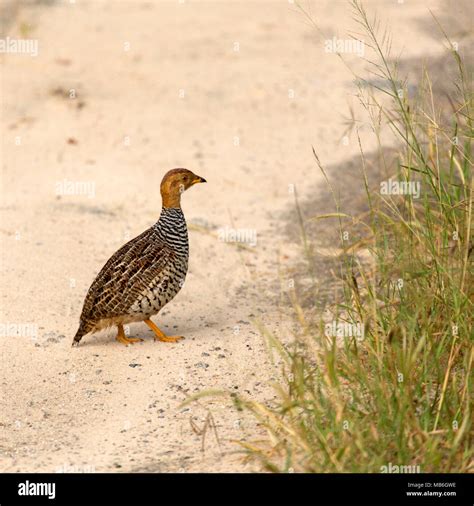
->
left=72, top=168, right=206, bottom=346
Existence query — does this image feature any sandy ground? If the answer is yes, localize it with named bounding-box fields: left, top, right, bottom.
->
left=0, top=0, right=442, bottom=472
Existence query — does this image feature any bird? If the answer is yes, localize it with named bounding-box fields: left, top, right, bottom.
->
left=72, top=168, right=206, bottom=346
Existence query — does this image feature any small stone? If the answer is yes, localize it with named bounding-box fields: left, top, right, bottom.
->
left=194, top=362, right=209, bottom=369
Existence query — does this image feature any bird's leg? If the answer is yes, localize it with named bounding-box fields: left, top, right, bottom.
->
left=144, top=319, right=184, bottom=343
left=115, top=324, right=143, bottom=346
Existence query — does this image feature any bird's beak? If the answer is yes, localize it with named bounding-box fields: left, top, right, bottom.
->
left=191, top=175, right=207, bottom=185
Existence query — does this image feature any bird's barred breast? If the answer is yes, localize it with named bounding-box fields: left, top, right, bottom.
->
left=129, top=256, right=188, bottom=316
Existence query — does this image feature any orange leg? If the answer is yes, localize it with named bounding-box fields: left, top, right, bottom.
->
left=115, top=324, right=143, bottom=346
left=144, top=319, right=184, bottom=343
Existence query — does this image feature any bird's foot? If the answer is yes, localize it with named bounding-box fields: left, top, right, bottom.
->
left=116, top=335, right=144, bottom=346
left=116, top=324, right=143, bottom=346
left=154, top=334, right=184, bottom=343
left=144, top=319, right=184, bottom=343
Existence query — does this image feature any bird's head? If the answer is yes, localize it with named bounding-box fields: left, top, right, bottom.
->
left=160, top=168, right=207, bottom=208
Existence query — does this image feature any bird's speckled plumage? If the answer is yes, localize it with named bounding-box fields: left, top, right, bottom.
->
left=72, top=168, right=206, bottom=346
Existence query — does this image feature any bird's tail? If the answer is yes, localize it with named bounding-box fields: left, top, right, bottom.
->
left=72, top=321, right=89, bottom=347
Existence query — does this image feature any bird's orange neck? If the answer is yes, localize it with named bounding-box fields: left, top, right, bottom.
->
left=161, top=191, right=182, bottom=209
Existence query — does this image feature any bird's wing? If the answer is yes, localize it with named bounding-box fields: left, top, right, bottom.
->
left=80, top=228, right=175, bottom=324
